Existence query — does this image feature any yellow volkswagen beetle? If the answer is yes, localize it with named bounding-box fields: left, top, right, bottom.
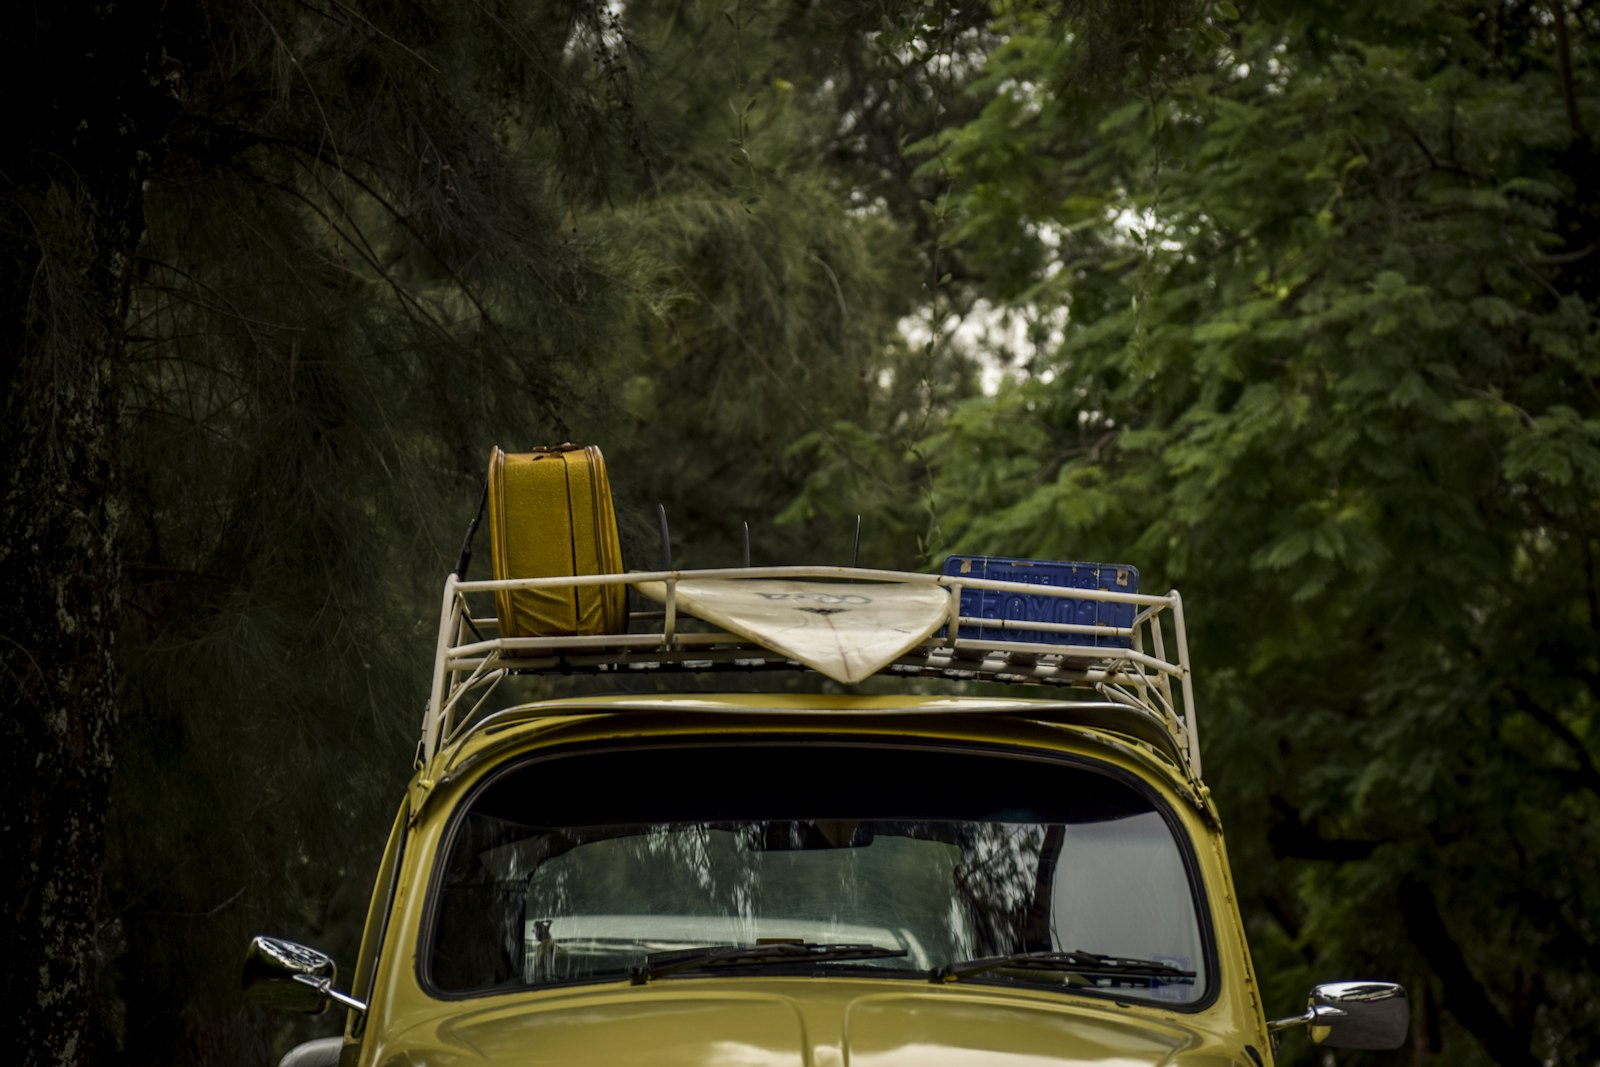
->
left=246, top=448, right=1406, bottom=1067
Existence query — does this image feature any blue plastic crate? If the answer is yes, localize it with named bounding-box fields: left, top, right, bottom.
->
left=941, top=556, right=1139, bottom=649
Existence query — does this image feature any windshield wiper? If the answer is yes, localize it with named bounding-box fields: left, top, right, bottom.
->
left=933, top=949, right=1196, bottom=985
left=631, top=942, right=907, bottom=984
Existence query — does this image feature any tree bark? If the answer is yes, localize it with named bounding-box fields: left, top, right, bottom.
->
left=1398, top=878, right=1539, bottom=1067
left=0, top=4, right=163, bottom=1063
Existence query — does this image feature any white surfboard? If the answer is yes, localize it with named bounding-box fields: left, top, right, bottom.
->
left=635, top=578, right=951, bottom=684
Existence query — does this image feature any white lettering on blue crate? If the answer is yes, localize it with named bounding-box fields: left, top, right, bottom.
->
left=941, top=556, right=1140, bottom=649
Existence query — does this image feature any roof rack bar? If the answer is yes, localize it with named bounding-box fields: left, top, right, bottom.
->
left=442, top=648, right=1162, bottom=683
left=443, top=633, right=775, bottom=667
left=941, top=583, right=964, bottom=647
left=443, top=625, right=1148, bottom=662
left=660, top=577, right=677, bottom=649
left=946, top=639, right=1180, bottom=676
left=451, top=566, right=1176, bottom=606
left=1169, top=589, right=1199, bottom=776
left=421, top=574, right=463, bottom=767
left=955, top=615, right=1136, bottom=639
left=441, top=658, right=505, bottom=741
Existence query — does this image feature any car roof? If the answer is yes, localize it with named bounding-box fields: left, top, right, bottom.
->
left=428, top=691, right=1196, bottom=791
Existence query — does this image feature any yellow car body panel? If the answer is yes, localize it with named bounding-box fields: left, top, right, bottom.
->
left=341, top=697, right=1274, bottom=1067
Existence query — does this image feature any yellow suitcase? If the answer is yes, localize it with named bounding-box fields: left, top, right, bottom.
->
left=486, top=445, right=626, bottom=638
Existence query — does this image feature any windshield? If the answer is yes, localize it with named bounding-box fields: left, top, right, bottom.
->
left=426, top=742, right=1208, bottom=1005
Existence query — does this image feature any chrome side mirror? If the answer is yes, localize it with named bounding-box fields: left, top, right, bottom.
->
left=1268, top=981, right=1408, bottom=1050
left=243, top=936, right=367, bottom=1016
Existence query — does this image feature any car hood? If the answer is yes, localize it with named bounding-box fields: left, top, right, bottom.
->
left=374, top=980, right=1242, bottom=1066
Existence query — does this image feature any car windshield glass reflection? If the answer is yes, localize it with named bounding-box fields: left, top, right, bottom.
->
left=427, top=744, right=1206, bottom=1005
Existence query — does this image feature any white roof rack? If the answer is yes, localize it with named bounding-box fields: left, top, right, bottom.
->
left=420, top=566, right=1197, bottom=777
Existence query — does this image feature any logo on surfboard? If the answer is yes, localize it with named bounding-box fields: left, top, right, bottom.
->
left=756, top=592, right=873, bottom=605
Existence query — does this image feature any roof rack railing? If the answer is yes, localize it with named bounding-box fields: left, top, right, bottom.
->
left=419, top=566, right=1196, bottom=778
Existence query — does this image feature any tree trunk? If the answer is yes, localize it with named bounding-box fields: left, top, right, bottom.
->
left=0, top=4, right=163, bottom=1063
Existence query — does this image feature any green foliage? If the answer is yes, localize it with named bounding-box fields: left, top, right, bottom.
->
left=894, top=1, right=1600, bottom=1062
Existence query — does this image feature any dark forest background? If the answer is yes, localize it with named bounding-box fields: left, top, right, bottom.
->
left=2, top=2, right=1596, bottom=1065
